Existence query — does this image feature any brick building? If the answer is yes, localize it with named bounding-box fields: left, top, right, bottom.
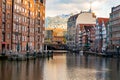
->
left=0, top=0, right=45, bottom=53
left=0, top=0, right=2, bottom=52
left=0, top=0, right=12, bottom=53
left=76, top=12, right=96, bottom=51
left=34, top=0, right=45, bottom=52
left=95, top=18, right=109, bottom=52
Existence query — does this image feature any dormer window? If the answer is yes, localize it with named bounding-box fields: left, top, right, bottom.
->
left=40, top=0, right=43, bottom=3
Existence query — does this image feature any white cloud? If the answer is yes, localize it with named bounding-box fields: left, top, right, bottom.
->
left=46, top=0, right=120, bottom=17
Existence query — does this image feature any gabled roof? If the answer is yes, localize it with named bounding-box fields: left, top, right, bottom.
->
left=112, top=4, right=120, bottom=9
left=68, top=13, right=79, bottom=22
left=97, top=18, right=109, bottom=26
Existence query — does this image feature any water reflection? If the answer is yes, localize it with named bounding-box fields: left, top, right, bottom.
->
left=0, top=53, right=120, bottom=80
left=43, top=53, right=67, bottom=80
left=66, top=54, right=120, bottom=80
left=0, top=59, right=45, bottom=80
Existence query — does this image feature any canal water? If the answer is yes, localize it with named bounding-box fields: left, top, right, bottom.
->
left=0, top=53, right=120, bottom=80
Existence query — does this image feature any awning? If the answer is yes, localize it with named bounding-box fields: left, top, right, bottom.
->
left=1, top=42, right=7, bottom=44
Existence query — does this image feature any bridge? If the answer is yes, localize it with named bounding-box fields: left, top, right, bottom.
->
left=43, top=50, right=68, bottom=53
left=44, top=43, right=69, bottom=50
left=53, top=50, right=68, bottom=53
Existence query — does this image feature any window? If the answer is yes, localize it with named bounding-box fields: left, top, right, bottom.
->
left=16, top=16, right=19, bottom=22
left=14, top=4, right=17, bottom=10
left=7, top=4, right=11, bottom=9
left=16, top=5, right=20, bottom=12
left=19, top=25, right=21, bottom=31
left=23, top=36, right=25, bottom=42
left=3, top=0, right=5, bottom=3
left=32, top=19, right=34, bottom=24
left=33, top=13, right=34, bottom=16
left=17, top=0, right=21, bottom=4
left=25, top=26, right=27, bottom=32
left=43, top=23, right=45, bottom=27
left=22, top=16, right=24, bottom=22
left=24, top=8, right=25, bottom=13
left=38, top=12, right=40, bottom=17
left=38, top=20, right=40, bottom=25
left=18, top=35, right=21, bottom=41
left=25, top=17, right=27, bottom=23
left=2, top=3, right=5, bottom=12
left=22, top=26, right=24, bottom=32
left=19, top=16, right=21, bottom=21
left=30, top=4, right=32, bottom=8
left=3, top=34, right=6, bottom=42
left=32, top=28, right=34, bottom=33
left=13, top=34, right=15, bottom=40
left=32, top=37, right=34, bottom=42
left=2, top=24, right=5, bottom=29
left=38, top=27, right=40, bottom=33
left=28, top=2, right=30, bottom=8
left=22, top=8, right=24, bottom=13
left=7, top=44, right=9, bottom=50
left=2, top=3, right=5, bottom=9
left=14, top=14, right=16, bottom=20
left=7, top=24, right=10, bottom=28
left=32, top=19, right=33, bottom=24
left=25, top=36, right=27, bottom=41
left=7, top=33, right=11, bottom=39
left=22, top=36, right=24, bottom=41
left=29, top=37, right=31, bottom=42
left=7, top=13, right=10, bottom=19
left=35, top=36, right=37, bottom=41
left=2, top=13, right=5, bottom=22
left=35, top=28, right=38, bottom=32
left=38, top=35, right=40, bottom=39
left=30, top=28, right=33, bottom=33
left=16, top=25, right=18, bottom=32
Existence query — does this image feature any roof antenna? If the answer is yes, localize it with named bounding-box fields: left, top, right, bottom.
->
left=89, top=1, right=92, bottom=12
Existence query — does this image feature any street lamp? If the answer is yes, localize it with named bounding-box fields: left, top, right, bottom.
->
left=116, top=46, right=119, bottom=56
left=17, top=42, right=20, bottom=53
left=26, top=42, right=29, bottom=58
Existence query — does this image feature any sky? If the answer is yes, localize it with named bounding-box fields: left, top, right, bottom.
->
left=46, top=0, right=120, bottom=18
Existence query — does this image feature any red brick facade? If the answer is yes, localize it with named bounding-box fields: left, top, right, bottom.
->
left=0, top=0, right=2, bottom=53
left=0, top=0, right=45, bottom=53
left=34, top=0, right=45, bottom=52
left=77, top=24, right=96, bottom=50
left=0, top=0, right=12, bottom=53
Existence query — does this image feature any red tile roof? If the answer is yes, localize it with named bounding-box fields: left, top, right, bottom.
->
left=97, top=18, right=109, bottom=26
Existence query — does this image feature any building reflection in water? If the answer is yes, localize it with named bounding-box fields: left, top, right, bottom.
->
left=66, top=54, right=97, bottom=80
left=66, top=53, right=120, bottom=80
left=0, top=53, right=120, bottom=80
left=0, top=59, right=44, bottom=80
